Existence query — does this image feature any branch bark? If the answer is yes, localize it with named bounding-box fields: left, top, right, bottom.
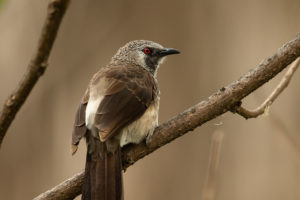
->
left=0, top=0, right=70, bottom=147
left=34, top=34, right=300, bottom=200
left=33, top=172, right=84, bottom=200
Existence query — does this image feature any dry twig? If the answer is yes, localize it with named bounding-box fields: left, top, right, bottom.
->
left=201, top=131, right=224, bottom=200
left=34, top=33, right=300, bottom=199
left=0, top=0, right=70, bottom=147
left=233, top=57, right=300, bottom=119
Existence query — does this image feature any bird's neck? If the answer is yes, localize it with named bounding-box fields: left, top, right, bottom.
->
left=109, top=59, right=158, bottom=78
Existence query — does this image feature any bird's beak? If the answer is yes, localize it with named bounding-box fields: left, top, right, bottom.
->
left=158, top=48, right=180, bottom=57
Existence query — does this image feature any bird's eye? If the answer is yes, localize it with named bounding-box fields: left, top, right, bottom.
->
left=144, top=48, right=151, bottom=55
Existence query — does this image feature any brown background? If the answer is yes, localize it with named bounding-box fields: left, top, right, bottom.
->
left=0, top=0, right=300, bottom=199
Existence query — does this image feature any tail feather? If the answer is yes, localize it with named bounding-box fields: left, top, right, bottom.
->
left=82, top=137, right=123, bottom=200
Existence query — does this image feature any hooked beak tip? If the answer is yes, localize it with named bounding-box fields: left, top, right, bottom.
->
left=159, top=48, right=180, bottom=56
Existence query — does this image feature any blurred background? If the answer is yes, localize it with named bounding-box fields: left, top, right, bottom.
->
left=0, top=0, right=300, bottom=199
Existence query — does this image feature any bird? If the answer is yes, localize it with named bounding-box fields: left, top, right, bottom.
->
left=71, top=40, right=180, bottom=200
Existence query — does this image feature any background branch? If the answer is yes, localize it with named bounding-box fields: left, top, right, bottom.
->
left=34, top=33, right=300, bottom=199
left=201, top=131, right=224, bottom=200
left=0, top=0, right=70, bottom=147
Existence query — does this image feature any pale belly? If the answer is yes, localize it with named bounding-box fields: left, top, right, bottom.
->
left=118, top=102, right=159, bottom=147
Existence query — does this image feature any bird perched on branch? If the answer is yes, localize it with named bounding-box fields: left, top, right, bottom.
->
left=71, top=40, right=180, bottom=200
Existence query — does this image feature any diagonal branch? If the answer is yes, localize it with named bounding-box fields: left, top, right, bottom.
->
left=0, top=0, right=70, bottom=148
left=233, top=57, right=300, bottom=119
left=34, top=33, right=300, bottom=200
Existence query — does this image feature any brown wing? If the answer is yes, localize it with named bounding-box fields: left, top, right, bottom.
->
left=94, top=65, right=155, bottom=142
left=71, top=88, right=89, bottom=155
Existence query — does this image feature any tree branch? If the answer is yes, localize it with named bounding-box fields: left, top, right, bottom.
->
left=33, top=172, right=84, bottom=200
left=34, top=34, right=300, bottom=200
left=0, top=0, right=70, bottom=147
left=233, top=57, right=300, bottom=119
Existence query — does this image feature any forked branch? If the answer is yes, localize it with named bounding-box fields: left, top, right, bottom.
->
left=233, top=57, right=300, bottom=119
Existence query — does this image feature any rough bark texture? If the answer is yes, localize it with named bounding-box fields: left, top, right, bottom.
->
left=0, top=0, right=70, bottom=147
left=33, top=172, right=84, bottom=200
left=34, top=33, right=300, bottom=200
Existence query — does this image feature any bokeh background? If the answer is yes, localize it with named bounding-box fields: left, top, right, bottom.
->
left=0, top=0, right=300, bottom=199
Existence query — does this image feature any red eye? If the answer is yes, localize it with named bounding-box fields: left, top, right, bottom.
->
left=144, top=48, right=151, bottom=55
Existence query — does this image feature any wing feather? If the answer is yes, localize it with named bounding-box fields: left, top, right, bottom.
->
left=94, top=66, right=154, bottom=142
left=71, top=89, right=89, bottom=155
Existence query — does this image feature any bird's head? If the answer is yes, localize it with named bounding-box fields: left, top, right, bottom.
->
left=111, top=40, right=180, bottom=76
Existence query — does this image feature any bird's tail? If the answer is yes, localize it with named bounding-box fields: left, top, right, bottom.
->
left=82, top=135, right=123, bottom=200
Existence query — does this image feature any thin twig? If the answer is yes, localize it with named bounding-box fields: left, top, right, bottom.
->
left=233, top=57, right=300, bottom=119
left=0, top=0, right=70, bottom=147
left=201, top=131, right=224, bottom=200
left=34, top=33, right=300, bottom=200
